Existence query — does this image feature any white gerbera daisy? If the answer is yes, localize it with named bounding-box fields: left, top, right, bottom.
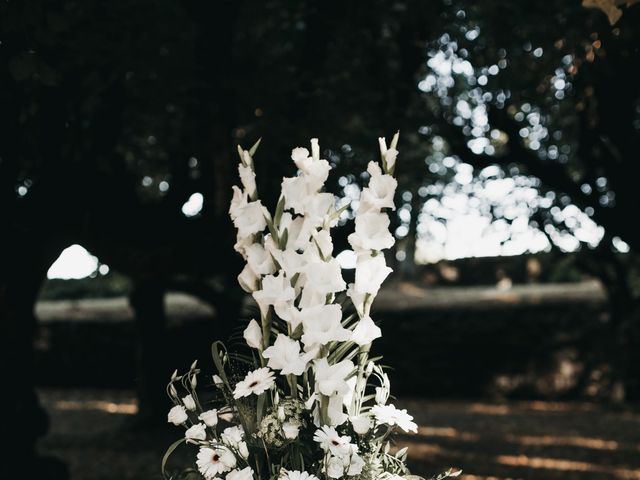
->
left=370, top=404, right=418, bottom=433
left=227, top=466, right=254, bottom=480
left=196, top=446, right=237, bottom=479
left=313, top=426, right=351, bottom=458
left=281, top=471, right=320, bottom=480
left=233, top=367, right=276, bottom=399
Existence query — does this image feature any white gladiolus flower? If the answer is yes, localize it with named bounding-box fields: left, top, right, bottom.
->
left=348, top=212, right=395, bottom=252
left=303, top=159, right=331, bottom=192
left=278, top=305, right=303, bottom=331
left=370, top=404, right=418, bottom=433
left=378, top=137, right=388, bottom=156
left=196, top=447, right=236, bottom=479
left=326, top=392, right=348, bottom=426
left=243, top=319, right=263, bottom=350
left=198, top=409, right=218, bottom=427
left=301, top=305, right=351, bottom=348
left=312, top=229, right=334, bottom=259
left=282, top=422, right=300, bottom=439
left=358, top=162, right=397, bottom=212
left=246, top=243, right=276, bottom=275
left=281, top=471, right=320, bottom=480
left=326, top=457, right=344, bottom=479
left=238, top=164, right=257, bottom=199
left=167, top=405, right=188, bottom=425
left=346, top=283, right=369, bottom=318
left=384, top=148, right=398, bottom=172
left=185, top=423, right=207, bottom=442
left=182, top=394, right=196, bottom=411
left=227, top=467, right=254, bottom=480
left=291, top=144, right=331, bottom=188
left=313, top=426, right=352, bottom=458
left=378, top=135, right=399, bottom=172
left=355, top=253, right=393, bottom=295
left=252, top=273, right=296, bottom=318
left=351, top=316, right=382, bottom=346
left=234, top=233, right=254, bottom=259
left=262, top=334, right=311, bottom=375
left=304, top=259, right=346, bottom=294
left=280, top=214, right=313, bottom=251
left=237, top=264, right=260, bottom=293
left=291, top=147, right=311, bottom=169
left=233, top=367, right=276, bottom=398
left=279, top=249, right=307, bottom=278
left=233, top=200, right=269, bottom=238
left=313, top=358, right=354, bottom=397
left=311, top=138, right=320, bottom=161
left=229, top=186, right=248, bottom=221
left=282, top=175, right=309, bottom=214
left=350, top=414, right=372, bottom=435
left=303, top=192, right=335, bottom=226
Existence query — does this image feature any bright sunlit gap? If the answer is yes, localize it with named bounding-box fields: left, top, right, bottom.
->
left=47, top=244, right=109, bottom=280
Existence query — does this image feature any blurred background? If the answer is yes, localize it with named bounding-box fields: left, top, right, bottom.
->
left=1, top=0, right=640, bottom=479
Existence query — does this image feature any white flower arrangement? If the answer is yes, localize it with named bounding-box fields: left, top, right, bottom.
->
left=163, top=135, right=461, bottom=480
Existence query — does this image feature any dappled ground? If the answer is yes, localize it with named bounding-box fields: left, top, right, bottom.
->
left=39, top=389, right=640, bottom=480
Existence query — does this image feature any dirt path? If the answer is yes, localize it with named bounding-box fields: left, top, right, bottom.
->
left=38, top=389, right=640, bottom=480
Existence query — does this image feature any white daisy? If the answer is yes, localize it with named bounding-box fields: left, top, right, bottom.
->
left=313, top=426, right=352, bottom=458
left=233, top=367, right=276, bottom=399
left=196, top=446, right=236, bottom=479
left=370, top=404, right=418, bottom=433
left=281, top=471, right=320, bottom=480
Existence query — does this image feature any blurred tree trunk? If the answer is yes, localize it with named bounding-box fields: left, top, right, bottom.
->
left=130, top=278, right=169, bottom=424
left=0, top=237, right=68, bottom=479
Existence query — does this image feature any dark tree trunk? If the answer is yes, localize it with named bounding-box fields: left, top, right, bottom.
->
left=130, top=278, right=169, bottom=424
left=0, top=238, right=68, bottom=479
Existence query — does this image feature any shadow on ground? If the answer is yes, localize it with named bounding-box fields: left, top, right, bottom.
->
left=38, top=389, right=640, bottom=480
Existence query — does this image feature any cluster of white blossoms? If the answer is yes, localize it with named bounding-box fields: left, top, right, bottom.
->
left=164, top=136, right=459, bottom=480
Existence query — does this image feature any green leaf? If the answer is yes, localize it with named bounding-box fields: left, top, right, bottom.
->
left=162, top=438, right=185, bottom=478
